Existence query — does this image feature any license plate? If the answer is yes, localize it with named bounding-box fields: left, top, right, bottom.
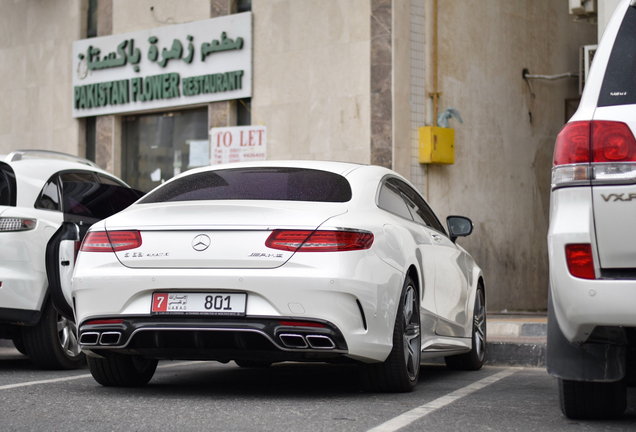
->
left=151, top=293, right=247, bottom=315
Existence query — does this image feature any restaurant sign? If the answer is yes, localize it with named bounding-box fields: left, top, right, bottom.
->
left=71, top=12, right=252, bottom=118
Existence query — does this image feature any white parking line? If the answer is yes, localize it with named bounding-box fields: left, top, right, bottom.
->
left=0, top=360, right=206, bottom=391
left=367, top=368, right=521, bottom=432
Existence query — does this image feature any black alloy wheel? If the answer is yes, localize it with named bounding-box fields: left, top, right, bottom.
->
left=358, top=275, right=421, bottom=392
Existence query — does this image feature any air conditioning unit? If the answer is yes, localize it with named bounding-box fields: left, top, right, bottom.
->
left=570, top=0, right=597, bottom=16
left=579, top=44, right=598, bottom=95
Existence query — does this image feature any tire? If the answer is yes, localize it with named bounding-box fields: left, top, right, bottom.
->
left=235, top=359, right=273, bottom=368
left=445, top=285, right=486, bottom=371
left=22, top=298, right=85, bottom=370
left=11, top=334, right=28, bottom=356
left=558, top=378, right=627, bottom=419
left=358, top=275, right=421, bottom=392
left=88, top=353, right=158, bottom=387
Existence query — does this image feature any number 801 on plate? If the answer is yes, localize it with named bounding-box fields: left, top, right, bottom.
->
left=152, top=292, right=247, bottom=315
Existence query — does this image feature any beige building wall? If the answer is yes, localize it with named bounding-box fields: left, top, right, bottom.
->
left=112, top=0, right=211, bottom=34
left=426, top=0, right=597, bottom=311
left=0, top=0, right=84, bottom=156
left=251, top=0, right=371, bottom=163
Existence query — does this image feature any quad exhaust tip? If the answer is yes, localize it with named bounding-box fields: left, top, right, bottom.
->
left=99, top=332, right=122, bottom=345
left=79, top=331, right=122, bottom=346
left=79, top=332, right=99, bottom=345
left=279, top=333, right=336, bottom=350
left=306, top=335, right=336, bottom=349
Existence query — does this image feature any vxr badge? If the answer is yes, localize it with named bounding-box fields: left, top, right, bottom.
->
left=192, top=234, right=211, bottom=251
left=601, top=193, right=636, bottom=202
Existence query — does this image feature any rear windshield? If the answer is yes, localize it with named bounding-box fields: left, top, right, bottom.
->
left=598, top=5, right=636, bottom=107
left=0, top=162, right=16, bottom=206
left=139, top=168, right=352, bottom=203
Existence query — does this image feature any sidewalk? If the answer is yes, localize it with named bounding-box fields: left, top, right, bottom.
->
left=485, top=314, right=547, bottom=368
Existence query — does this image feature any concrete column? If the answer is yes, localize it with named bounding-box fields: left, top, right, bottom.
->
left=208, top=0, right=237, bottom=130
left=370, top=0, right=393, bottom=169
left=94, top=0, right=117, bottom=173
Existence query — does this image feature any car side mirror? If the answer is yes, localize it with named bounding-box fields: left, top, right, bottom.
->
left=447, top=216, right=473, bottom=243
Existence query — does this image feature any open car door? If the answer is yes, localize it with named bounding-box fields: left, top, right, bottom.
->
left=46, top=222, right=84, bottom=322
left=46, top=173, right=143, bottom=322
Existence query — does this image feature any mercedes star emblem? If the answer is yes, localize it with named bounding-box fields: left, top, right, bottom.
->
left=192, top=234, right=211, bottom=252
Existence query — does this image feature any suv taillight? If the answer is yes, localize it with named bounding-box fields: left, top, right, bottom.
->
left=0, top=217, right=36, bottom=232
left=81, top=231, right=142, bottom=252
left=265, top=229, right=374, bottom=252
left=552, top=121, right=636, bottom=188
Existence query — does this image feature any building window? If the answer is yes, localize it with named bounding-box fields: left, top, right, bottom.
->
left=87, top=0, right=98, bottom=38
left=122, top=109, right=208, bottom=192
left=237, top=0, right=252, bottom=13
left=237, top=98, right=251, bottom=126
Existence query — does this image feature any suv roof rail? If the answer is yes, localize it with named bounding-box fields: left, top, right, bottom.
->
left=6, top=150, right=100, bottom=168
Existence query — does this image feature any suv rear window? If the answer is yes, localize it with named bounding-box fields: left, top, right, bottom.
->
left=0, top=162, right=17, bottom=206
left=139, top=168, right=352, bottom=203
left=598, top=5, right=636, bottom=107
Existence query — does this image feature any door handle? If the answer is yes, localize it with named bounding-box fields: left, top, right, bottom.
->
left=431, top=234, right=442, bottom=244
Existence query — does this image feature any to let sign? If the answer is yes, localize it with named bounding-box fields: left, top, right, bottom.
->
left=210, top=126, right=267, bottom=165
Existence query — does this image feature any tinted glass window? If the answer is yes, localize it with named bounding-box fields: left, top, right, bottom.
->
left=139, top=168, right=352, bottom=203
left=598, top=6, right=636, bottom=107
left=97, top=173, right=126, bottom=187
left=60, top=172, right=95, bottom=183
left=35, top=178, right=61, bottom=211
left=0, top=162, right=16, bottom=206
left=62, top=181, right=141, bottom=221
left=378, top=181, right=413, bottom=220
left=392, top=179, right=447, bottom=234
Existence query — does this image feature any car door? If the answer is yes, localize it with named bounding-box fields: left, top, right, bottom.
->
left=46, top=171, right=142, bottom=321
left=393, top=179, right=470, bottom=337
left=377, top=179, right=437, bottom=317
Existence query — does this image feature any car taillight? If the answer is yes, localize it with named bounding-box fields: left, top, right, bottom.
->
left=552, top=121, right=636, bottom=188
left=565, top=244, right=596, bottom=280
left=0, top=217, right=36, bottom=232
left=81, top=230, right=142, bottom=252
left=265, top=229, right=374, bottom=252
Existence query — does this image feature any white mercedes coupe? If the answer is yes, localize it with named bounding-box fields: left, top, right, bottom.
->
left=51, top=161, right=485, bottom=392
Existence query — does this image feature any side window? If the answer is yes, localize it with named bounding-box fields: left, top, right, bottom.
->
left=392, top=179, right=447, bottom=235
left=60, top=171, right=140, bottom=222
left=35, top=176, right=61, bottom=211
left=0, top=162, right=16, bottom=206
left=378, top=181, right=413, bottom=220
left=598, top=6, right=636, bottom=107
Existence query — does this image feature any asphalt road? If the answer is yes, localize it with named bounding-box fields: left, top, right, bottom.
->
left=1, top=344, right=635, bottom=431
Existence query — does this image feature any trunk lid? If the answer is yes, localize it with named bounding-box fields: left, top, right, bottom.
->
left=104, top=201, right=348, bottom=269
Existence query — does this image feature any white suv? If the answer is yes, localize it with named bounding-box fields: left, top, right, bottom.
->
left=0, top=150, right=141, bottom=369
left=548, top=0, right=636, bottom=420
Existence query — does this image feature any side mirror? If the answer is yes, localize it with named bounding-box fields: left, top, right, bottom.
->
left=447, top=215, right=473, bottom=243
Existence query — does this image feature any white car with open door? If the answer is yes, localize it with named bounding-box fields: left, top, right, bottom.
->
left=548, top=0, right=636, bottom=420
left=0, top=150, right=142, bottom=369
left=62, top=160, right=486, bottom=391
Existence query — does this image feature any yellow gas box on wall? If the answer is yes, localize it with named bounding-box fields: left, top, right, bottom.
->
left=419, top=126, right=455, bottom=164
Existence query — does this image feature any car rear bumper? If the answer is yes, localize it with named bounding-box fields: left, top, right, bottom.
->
left=72, top=252, right=403, bottom=362
left=79, top=315, right=349, bottom=362
left=549, top=187, right=636, bottom=342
